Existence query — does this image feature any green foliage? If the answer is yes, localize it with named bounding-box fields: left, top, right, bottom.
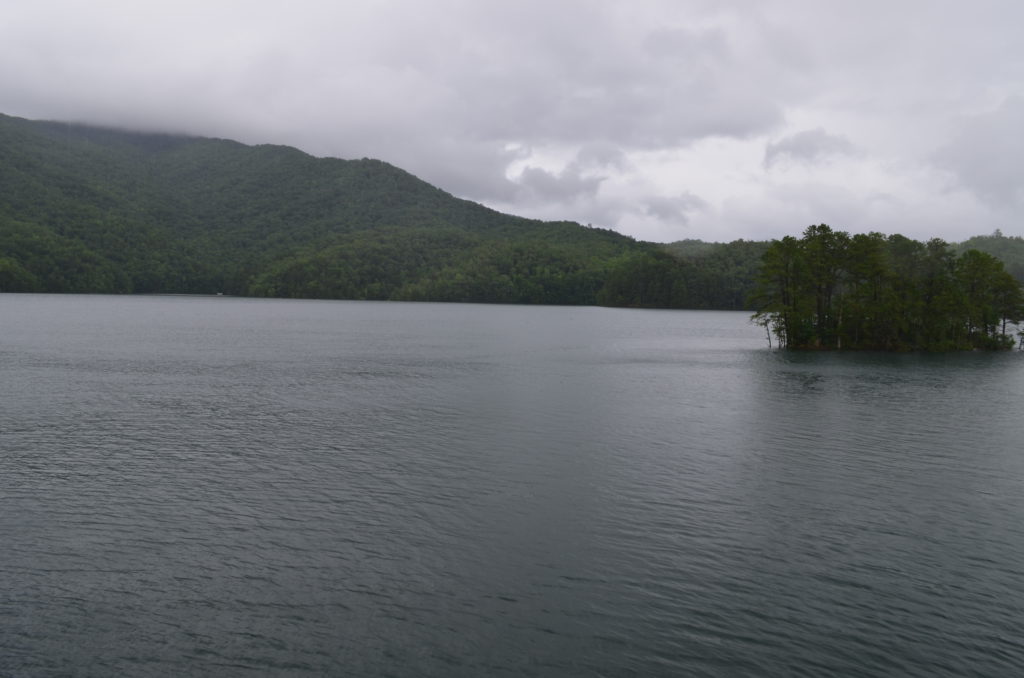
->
left=0, top=113, right=652, bottom=303
left=598, top=240, right=770, bottom=309
left=955, top=230, right=1024, bottom=284
left=753, top=225, right=1024, bottom=351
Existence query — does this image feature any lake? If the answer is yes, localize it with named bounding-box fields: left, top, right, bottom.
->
left=2, top=294, right=1024, bottom=677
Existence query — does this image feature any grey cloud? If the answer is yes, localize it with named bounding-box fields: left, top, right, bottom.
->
left=934, top=97, right=1024, bottom=207
left=408, top=142, right=525, bottom=203
left=575, top=142, right=628, bottom=170
left=643, top=26, right=729, bottom=62
left=435, top=3, right=786, bottom=150
left=644, top=192, right=709, bottom=224
left=511, top=143, right=631, bottom=205
left=0, top=0, right=788, bottom=211
left=516, top=165, right=604, bottom=204
left=3, top=1, right=1024, bottom=242
left=764, top=128, right=855, bottom=168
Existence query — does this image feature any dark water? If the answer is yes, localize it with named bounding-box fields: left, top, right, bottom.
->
left=3, top=294, right=1024, bottom=677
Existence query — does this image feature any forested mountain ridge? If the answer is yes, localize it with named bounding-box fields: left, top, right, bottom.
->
left=2, top=113, right=1022, bottom=312
left=0, top=112, right=651, bottom=302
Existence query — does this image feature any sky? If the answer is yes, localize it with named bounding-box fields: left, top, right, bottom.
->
left=2, top=0, right=1023, bottom=243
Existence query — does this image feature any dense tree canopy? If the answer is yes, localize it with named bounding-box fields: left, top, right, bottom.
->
left=752, top=225, right=1024, bottom=350
left=0, top=113, right=650, bottom=302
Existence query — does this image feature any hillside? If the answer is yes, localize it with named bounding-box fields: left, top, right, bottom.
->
left=955, top=231, right=1024, bottom=283
left=0, top=113, right=649, bottom=303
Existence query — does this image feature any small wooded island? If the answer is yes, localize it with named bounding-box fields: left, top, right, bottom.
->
left=752, top=225, right=1024, bottom=351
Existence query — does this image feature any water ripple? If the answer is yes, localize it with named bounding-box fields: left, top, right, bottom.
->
left=3, top=296, right=1024, bottom=676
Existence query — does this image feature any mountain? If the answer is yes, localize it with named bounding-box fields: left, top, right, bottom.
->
left=0, top=113, right=651, bottom=303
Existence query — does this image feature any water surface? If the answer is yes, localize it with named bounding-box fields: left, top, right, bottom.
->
left=2, top=294, right=1024, bottom=676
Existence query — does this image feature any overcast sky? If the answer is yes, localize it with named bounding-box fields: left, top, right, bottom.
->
left=3, top=1, right=1022, bottom=243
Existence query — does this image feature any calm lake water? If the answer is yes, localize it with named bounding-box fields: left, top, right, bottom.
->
left=3, top=294, right=1024, bottom=677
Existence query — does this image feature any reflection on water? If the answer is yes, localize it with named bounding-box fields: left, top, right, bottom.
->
left=2, top=294, right=1024, bottom=677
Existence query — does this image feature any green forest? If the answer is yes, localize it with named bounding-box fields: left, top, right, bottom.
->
left=752, top=225, right=1024, bottom=350
left=0, top=112, right=770, bottom=307
left=3, top=112, right=1024, bottom=350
